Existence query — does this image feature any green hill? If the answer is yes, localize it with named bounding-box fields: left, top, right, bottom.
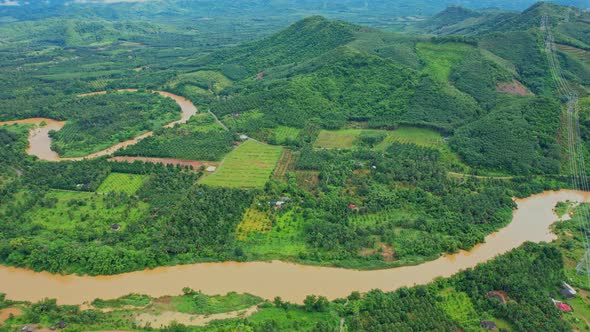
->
left=207, top=16, right=359, bottom=80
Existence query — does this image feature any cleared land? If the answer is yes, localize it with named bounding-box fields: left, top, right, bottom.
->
left=97, top=173, right=148, bottom=195
left=416, top=42, right=474, bottom=81
left=314, top=127, right=444, bottom=150
left=200, top=140, right=282, bottom=189
left=23, top=190, right=148, bottom=232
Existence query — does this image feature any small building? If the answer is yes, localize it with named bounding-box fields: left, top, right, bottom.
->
left=557, top=302, right=573, bottom=312
left=206, top=166, right=217, bottom=172
left=110, top=224, right=121, bottom=231
left=480, top=320, right=496, bottom=330
left=443, top=137, right=450, bottom=142
left=280, top=196, right=292, bottom=202
left=56, top=321, right=67, bottom=329
left=21, top=326, right=34, bottom=332
left=239, top=134, right=249, bottom=140
left=348, top=204, right=358, bottom=210
left=561, top=282, right=577, bottom=298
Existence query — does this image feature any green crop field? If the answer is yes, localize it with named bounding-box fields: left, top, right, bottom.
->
left=200, top=140, right=282, bottom=189
left=97, top=173, right=148, bottom=195
left=416, top=42, right=475, bottom=81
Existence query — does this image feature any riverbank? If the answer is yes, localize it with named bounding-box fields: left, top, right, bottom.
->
left=1, top=190, right=586, bottom=305
left=0, top=90, right=198, bottom=162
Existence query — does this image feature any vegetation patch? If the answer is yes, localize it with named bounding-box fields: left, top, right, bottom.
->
left=236, top=207, right=273, bottom=240
left=314, top=127, right=443, bottom=150
left=436, top=289, right=481, bottom=331
left=97, top=173, right=148, bottom=195
left=115, top=114, right=234, bottom=161
left=50, top=91, right=181, bottom=158
left=201, top=140, right=282, bottom=189
left=416, top=42, right=474, bottom=81
left=314, top=129, right=361, bottom=149
left=172, top=289, right=262, bottom=315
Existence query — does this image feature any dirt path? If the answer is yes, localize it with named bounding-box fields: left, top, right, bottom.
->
left=207, top=109, right=229, bottom=131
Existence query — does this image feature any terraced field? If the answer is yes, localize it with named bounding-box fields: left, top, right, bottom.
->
left=557, top=43, right=590, bottom=66
left=200, top=140, right=282, bottom=189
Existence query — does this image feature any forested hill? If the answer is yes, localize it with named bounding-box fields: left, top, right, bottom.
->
left=204, top=16, right=360, bottom=80
left=199, top=1, right=590, bottom=175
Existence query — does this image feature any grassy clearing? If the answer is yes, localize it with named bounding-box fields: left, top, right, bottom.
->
left=416, top=42, right=474, bottom=81
left=315, top=127, right=444, bottom=150
left=23, top=190, right=148, bottom=232
left=97, top=173, right=148, bottom=195
left=314, top=129, right=362, bottom=149
left=168, top=70, right=232, bottom=94
left=436, top=289, right=481, bottom=331
left=200, top=140, right=282, bottom=189
left=170, top=290, right=262, bottom=315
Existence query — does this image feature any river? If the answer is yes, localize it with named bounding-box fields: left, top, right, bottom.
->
left=0, top=190, right=586, bottom=305
left=0, top=90, right=197, bottom=162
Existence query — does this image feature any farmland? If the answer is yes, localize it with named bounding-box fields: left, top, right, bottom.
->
left=200, top=140, right=283, bottom=189
left=97, top=173, right=149, bottom=195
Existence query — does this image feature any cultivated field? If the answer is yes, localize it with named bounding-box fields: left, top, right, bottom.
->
left=200, top=140, right=282, bottom=189
left=97, top=173, right=149, bottom=195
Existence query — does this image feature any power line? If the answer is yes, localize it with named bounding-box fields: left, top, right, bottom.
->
left=541, top=15, right=590, bottom=286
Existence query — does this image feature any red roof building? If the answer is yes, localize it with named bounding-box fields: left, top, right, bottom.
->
left=557, top=302, right=572, bottom=312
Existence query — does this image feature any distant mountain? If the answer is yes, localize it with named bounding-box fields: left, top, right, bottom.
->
left=412, top=1, right=589, bottom=36
left=1, top=0, right=589, bottom=27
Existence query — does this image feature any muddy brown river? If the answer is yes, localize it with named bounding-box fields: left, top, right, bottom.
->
left=0, top=190, right=586, bottom=305
left=0, top=90, right=197, bottom=161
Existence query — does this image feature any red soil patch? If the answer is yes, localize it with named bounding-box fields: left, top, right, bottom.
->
left=497, top=80, right=529, bottom=96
